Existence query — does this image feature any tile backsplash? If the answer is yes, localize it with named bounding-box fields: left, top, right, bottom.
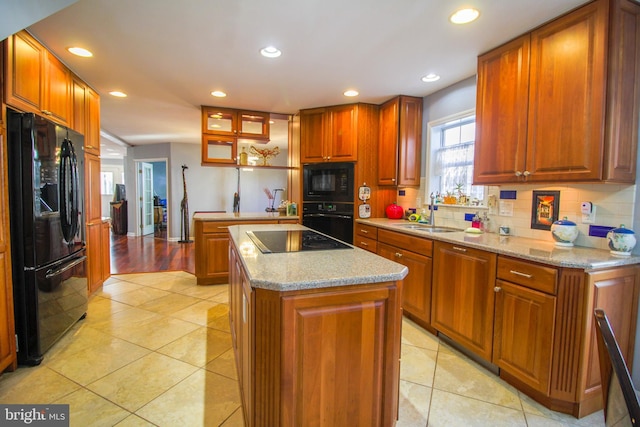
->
left=396, top=180, right=636, bottom=251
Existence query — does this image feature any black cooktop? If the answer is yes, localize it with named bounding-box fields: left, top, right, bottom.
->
left=246, top=230, right=353, bottom=254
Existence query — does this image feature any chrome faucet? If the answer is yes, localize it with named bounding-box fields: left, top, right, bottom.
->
left=429, top=192, right=436, bottom=225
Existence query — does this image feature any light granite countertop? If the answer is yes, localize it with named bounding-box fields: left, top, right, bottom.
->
left=193, top=211, right=299, bottom=221
left=357, top=218, right=640, bottom=271
left=228, top=223, right=408, bottom=291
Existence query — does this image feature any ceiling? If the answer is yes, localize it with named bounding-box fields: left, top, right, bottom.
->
left=24, top=0, right=589, bottom=159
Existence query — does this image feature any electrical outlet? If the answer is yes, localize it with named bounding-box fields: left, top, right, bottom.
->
left=581, top=205, right=596, bottom=224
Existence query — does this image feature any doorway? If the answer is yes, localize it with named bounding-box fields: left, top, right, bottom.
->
left=135, top=159, right=168, bottom=239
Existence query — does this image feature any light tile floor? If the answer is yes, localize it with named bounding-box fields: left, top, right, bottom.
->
left=0, top=272, right=607, bottom=426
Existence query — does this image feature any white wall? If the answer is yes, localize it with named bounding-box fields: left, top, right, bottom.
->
left=125, top=142, right=288, bottom=240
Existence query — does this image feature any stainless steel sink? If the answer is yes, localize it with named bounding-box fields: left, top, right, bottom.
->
left=391, top=223, right=461, bottom=233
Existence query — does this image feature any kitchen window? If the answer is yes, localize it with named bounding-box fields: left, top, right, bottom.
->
left=426, top=109, right=485, bottom=204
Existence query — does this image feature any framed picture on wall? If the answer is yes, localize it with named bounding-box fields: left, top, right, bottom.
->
left=531, top=191, right=560, bottom=230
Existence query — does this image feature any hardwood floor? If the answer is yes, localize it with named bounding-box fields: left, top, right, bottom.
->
left=109, top=233, right=195, bottom=275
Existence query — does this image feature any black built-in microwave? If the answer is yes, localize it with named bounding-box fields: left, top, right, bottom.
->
left=303, top=162, right=354, bottom=202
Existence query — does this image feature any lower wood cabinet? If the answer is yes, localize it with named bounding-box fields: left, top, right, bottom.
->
left=195, top=218, right=298, bottom=285
left=229, top=241, right=402, bottom=426
left=431, top=241, right=497, bottom=361
left=377, top=229, right=433, bottom=330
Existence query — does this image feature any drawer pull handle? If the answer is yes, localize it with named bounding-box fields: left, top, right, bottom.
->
left=494, top=286, right=502, bottom=292
left=360, top=241, right=368, bottom=246
left=360, top=229, right=369, bottom=234
left=510, top=270, right=533, bottom=279
left=217, top=226, right=229, bottom=230
left=452, top=246, right=467, bottom=252
left=395, top=252, right=403, bottom=258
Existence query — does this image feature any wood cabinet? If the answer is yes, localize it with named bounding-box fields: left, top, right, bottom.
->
left=101, top=220, right=111, bottom=282
left=300, top=104, right=359, bottom=163
left=4, top=31, right=71, bottom=126
left=72, top=77, right=101, bottom=156
left=0, top=125, right=17, bottom=373
left=474, top=0, right=640, bottom=184
left=229, top=240, right=402, bottom=427
left=201, top=106, right=270, bottom=165
left=493, top=257, right=558, bottom=395
left=194, top=218, right=297, bottom=285
left=431, top=241, right=497, bottom=361
left=85, top=153, right=108, bottom=293
left=378, top=96, right=422, bottom=186
left=377, top=229, right=433, bottom=330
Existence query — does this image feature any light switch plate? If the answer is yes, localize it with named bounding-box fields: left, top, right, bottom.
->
left=581, top=205, right=596, bottom=224
left=499, top=200, right=514, bottom=216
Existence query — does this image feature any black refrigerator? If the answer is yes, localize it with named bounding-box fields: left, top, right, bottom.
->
left=7, top=109, right=88, bottom=366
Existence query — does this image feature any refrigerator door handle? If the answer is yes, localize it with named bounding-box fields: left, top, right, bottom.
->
left=45, top=256, right=86, bottom=279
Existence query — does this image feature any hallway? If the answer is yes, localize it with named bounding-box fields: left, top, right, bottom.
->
left=109, top=233, right=195, bottom=275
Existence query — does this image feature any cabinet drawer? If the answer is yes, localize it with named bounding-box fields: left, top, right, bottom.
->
left=497, top=257, right=558, bottom=294
left=356, top=223, right=378, bottom=239
left=378, top=229, right=432, bottom=256
left=355, top=236, right=377, bottom=253
left=202, top=221, right=237, bottom=233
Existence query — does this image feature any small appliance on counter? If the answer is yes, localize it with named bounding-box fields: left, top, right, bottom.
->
left=607, top=225, right=636, bottom=256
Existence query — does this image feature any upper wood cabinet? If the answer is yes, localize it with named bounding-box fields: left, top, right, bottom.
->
left=201, top=106, right=271, bottom=165
left=378, top=96, right=422, bottom=186
left=202, top=107, right=270, bottom=139
left=72, top=76, right=101, bottom=155
left=474, top=0, right=640, bottom=184
left=300, top=104, right=359, bottom=163
left=5, top=31, right=71, bottom=126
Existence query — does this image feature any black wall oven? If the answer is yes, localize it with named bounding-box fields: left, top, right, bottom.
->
left=302, top=163, right=354, bottom=244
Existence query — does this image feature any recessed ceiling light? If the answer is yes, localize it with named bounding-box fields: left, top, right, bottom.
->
left=67, top=47, right=93, bottom=57
left=211, top=90, right=227, bottom=97
left=343, top=89, right=359, bottom=97
left=260, top=46, right=282, bottom=58
left=109, top=91, right=127, bottom=98
left=450, top=8, right=480, bottom=24
left=421, top=73, right=441, bottom=82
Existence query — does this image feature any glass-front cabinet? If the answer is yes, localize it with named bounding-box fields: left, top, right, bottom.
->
left=202, top=134, right=237, bottom=164
left=202, top=106, right=269, bottom=139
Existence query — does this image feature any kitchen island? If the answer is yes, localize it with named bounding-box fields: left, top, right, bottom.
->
left=228, top=223, right=407, bottom=427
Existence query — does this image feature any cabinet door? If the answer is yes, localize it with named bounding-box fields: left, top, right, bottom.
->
left=300, top=108, right=326, bottom=163
left=432, top=241, right=497, bottom=361
left=327, top=104, right=357, bottom=162
left=238, top=111, right=270, bottom=139
left=86, top=222, right=102, bottom=294
left=397, top=96, right=422, bottom=186
left=281, top=284, right=401, bottom=426
left=473, top=35, right=530, bottom=185
left=378, top=242, right=432, bottom=326
left=101, top=221, right=111, bottom=282
left=493, top=280, right=556, bottom=394
left=196, top=232, right=230, bottom=282
left=202, top=134, right=237, bottom=164
left=0, top=127, right=17, bottom=372
left=42, top=50, right=71, bottom=126
left=5, top=31, right=44, bottom=114
left=85, top=87, right=101, bottom=155
left=85, top=154, right=102, bottom=223
left=378, top=98, right=399, bottom=185
left=202, top=107, right=238, bottom=136
left=71, top=77, right=86, bottom=134
left=526, top=0, right=607, bottom=182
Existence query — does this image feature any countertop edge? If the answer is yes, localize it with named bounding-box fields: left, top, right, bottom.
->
left=357, top=218, right=640, bottom=270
